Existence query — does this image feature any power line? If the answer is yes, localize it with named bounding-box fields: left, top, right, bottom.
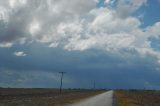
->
left=59, top=72, right=66, bottom=93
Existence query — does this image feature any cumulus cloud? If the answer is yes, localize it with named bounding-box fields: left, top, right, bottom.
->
left=48, top=42, right=59, bottom=48
left=0, top=42, right=13, bottom=48
left=14, top=51, right=27, bottom=57
left=0, top=0, right=160, bottom=63
left=0, top=0, right=96, bottom=43
left=147, top=22, right=160, bottom=38
left=117, top=0, right=147, bottom=18
left=104, top=0, right=116, bottom=5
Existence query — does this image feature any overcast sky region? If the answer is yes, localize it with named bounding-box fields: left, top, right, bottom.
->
left=0, top=0, right=160, bottom=89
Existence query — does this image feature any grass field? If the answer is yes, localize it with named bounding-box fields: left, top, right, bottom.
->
left=0, top=88, right=105, bottom=106
left=115, top=90, right=160, bottom=106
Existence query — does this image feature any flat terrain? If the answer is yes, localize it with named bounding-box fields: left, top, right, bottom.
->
left=69, top=90, right=113, bottom=106
left=0, top=88, right=105, bottom=106
left=115, top=90, right=160, bottom=106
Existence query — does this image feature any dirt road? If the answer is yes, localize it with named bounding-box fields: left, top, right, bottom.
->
left=69, top=90, right=114, bottom=106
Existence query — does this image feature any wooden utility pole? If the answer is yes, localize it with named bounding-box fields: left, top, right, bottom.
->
left=59, top=72, right=66, bottom=93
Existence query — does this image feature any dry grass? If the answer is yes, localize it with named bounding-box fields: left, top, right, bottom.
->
left=115, top=90, right=160, bottom=106
left=0, top=88, right=105, bottom=106
left=115, top=90, right=138, bottom=106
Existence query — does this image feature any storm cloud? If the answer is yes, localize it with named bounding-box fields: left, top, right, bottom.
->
left=0, top=0, right=160, bottom=89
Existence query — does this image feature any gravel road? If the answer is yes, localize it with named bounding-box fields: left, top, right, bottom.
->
left=69, top=90, right=114, bottom=106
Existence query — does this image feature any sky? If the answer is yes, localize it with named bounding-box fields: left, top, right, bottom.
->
left=0, top=0, right=160, bottom=89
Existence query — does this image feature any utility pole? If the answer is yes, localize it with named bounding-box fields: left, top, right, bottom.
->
left=59, top=72, right=66, bottom=93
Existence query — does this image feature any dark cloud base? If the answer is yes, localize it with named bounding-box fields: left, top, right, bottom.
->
left=0, top=43, right=160, bottom=89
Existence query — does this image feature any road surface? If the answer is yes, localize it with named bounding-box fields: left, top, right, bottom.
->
left=69, top=90, right=114, bottom=106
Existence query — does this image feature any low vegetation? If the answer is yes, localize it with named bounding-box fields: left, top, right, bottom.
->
left=115, top=90, right=160, bottom=106
left=0, top=88, right=105, bottom=106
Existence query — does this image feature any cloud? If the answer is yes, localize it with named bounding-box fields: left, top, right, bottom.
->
left=0, top=0, right=96, bottom=43
left=1, top=0, right=160, bottom=89
left=147, top=22, right=160, bottom=38
left=0, top=0, right=160, bottom=64
left=104, top=0, right=116, bottom=5
left=14, top=51, right=27, bottom=57
left=117, top=0, right=147, bottom=18
left=0, top=46, right=160, bottom=89
left=0, top=42, right=13, bottom=48
left=48, top=42, right=59, bottom=48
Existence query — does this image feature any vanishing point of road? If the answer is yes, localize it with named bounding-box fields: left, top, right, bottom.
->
left=69, top=90, right=117, bottom=106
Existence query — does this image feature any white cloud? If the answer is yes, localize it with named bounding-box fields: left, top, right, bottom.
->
left=0, top=42, right=13, bottom=48
left=105, top=0, right=116, bottom=5
left=0, top=0, right=97, bottom=43
left=89, top=8, right=141, bottom=34
left=29, top=20, right=40, bottom=36
left=0, top=0, right=160, bottom=64
left=146, top=22, right=160, bottom=38
left=14, top=51, right=27, bottom=57
left=136, top=47, right=160, bottom=64
left=9, top=0, right=27, bottom=8
left=105, top=0, right=111, bottom=4
left=48, top=42, right=59, bottom=48
left=117, top=0, right=147, bottom=18
left=64, top=35, right=96, bottom=51
left=0, top=7, right=9, bottom=22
